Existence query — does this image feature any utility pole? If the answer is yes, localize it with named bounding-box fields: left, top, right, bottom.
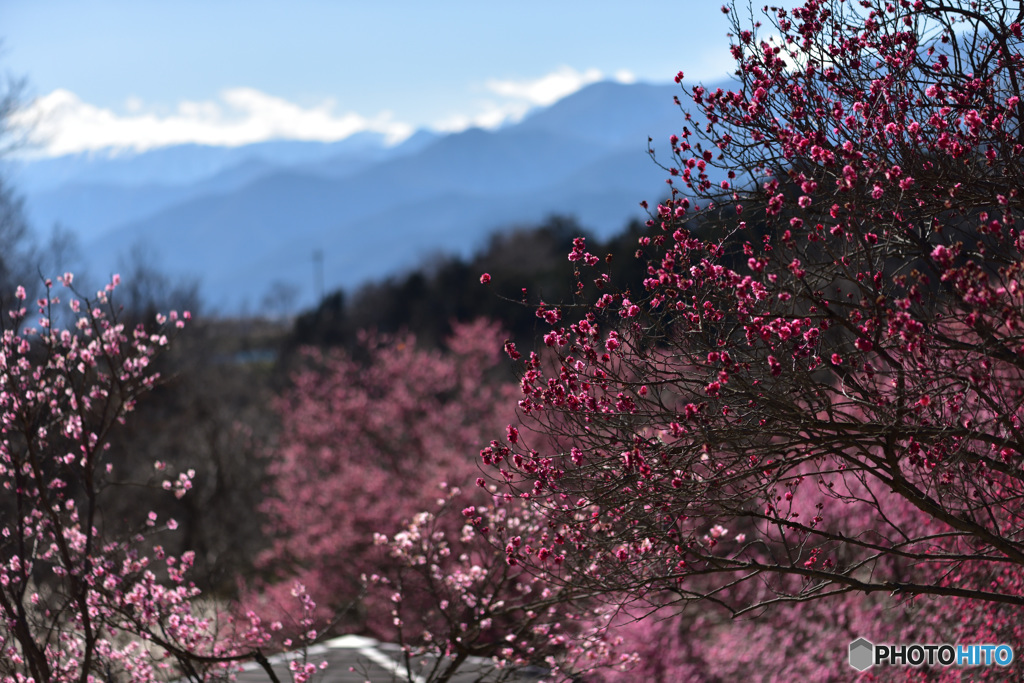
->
left=313, top=249, right=324, bottom=302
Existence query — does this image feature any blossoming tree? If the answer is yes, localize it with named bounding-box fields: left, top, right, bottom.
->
left=0, top=274, right=311, bottom=682
left=259, top=320, right=518, bottom=632
left=478, top=0, right=1024, bottom=674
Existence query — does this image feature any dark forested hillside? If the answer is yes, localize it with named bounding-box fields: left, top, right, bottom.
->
left=289, top=214, right=657, bottom=351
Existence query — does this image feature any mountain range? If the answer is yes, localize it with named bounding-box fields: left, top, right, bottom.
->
left=11, top=80, right=715, bottom=313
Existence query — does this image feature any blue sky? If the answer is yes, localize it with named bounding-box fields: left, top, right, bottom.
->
left=2, top=1, right=744, bottom=156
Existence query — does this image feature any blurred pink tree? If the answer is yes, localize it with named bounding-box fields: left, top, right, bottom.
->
left=260, top=320, right=518, bottom=634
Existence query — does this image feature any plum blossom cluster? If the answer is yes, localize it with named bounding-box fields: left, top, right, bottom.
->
left=371, top=486, right=639, bottom=681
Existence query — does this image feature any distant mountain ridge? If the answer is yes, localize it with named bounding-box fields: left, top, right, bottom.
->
left=14, top=79, right=722, bottom=313
left=15, top=130, right=442, bottom=242
left=12, top=131, right=417, bottom=192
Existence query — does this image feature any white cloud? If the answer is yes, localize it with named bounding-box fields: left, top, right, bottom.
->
left=432, top=66, right=637, bottom=133
left=612, top=69, right=637, bottom=84
left=485, top=65, right=604, bottom=107
left=17, top=88, right=415, bottom=156
left=17, top=66, right=642, bottom=156
left=431, top=100, right=533, bottom=133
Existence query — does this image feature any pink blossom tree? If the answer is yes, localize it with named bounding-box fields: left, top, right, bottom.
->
left=259, top=320, right=519, bottom=636
left=368, top=487, right=640, bottom=682
left=477, top=0, right=1024, bottom=677
left=0, top=274, right=310, bottom=682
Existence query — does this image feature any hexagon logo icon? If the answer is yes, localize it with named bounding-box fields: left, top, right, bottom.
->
left=849, top=638, right=874, bottom=671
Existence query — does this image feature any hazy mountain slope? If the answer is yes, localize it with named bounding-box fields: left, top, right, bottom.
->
left=24, top=160, right=276, bottom=241
left=88, top=153, right=685, bottom=313
left=31, top=78, right=718, bottom=311
left=82, top=126, right=611, bottom=283
left=301, top=129, right=439, bottom=180
left=18, top=133, right=443, bottom=241
left=13, top=133, right=392, bottom=193
left=516, top=81, right=681, bottom=146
